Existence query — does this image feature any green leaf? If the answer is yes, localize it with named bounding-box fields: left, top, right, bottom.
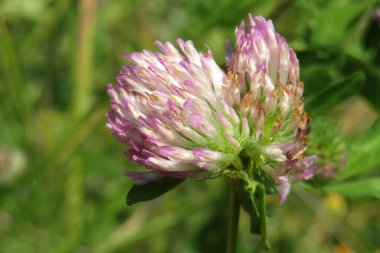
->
left=336, top=120, right=380, bottom=180
left=310, top=3, right=366, bottom=47
left=304, top=71, right=364, bottom=115
left=324, top=177, right=380, bottom=199
left=346, top=56, right=380, bottom=110
left=126, top=177, right=185, bottom=205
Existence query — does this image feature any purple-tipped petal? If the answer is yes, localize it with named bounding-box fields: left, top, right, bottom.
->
left=188, top=113, right=218, bottom=138
left=278, top=176, right=291, bottom=204
left=215, top=112, right=233, bottom=133
left=192, top=148, right=233, bottom=163
left=226, top=40, right=233, bottom=66
left=260, top=145, right=287, bottom=162
left=157, top=146, right=194, bottom=162
left=226, top=134, right=241, bottom=149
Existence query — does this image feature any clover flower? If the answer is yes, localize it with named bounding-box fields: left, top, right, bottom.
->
left=224, top=14, right=318, bottom=203
left=107, top=14, right=317, bottom=203
left=107, top=39, right=239, bottom=182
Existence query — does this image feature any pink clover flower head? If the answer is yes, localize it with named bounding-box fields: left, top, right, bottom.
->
left=225, top=14, right=316, bottom=202
left=107, top=14, right=318, bottom=203
left=107, top=39, right=240, bottom=181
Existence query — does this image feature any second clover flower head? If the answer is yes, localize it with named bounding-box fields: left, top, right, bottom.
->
left=107, top=14, right=318, bottom=203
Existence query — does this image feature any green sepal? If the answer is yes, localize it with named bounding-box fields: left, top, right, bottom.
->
left=238, top=179, right=271, bottom=249
left=238, top=179, right=260, bottom=234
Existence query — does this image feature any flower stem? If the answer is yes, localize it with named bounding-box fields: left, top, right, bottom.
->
left=226, top=182, right=240, bottom=253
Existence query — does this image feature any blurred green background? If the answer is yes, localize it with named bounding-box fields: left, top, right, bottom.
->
left=1, top=0, right=380, bottom=252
